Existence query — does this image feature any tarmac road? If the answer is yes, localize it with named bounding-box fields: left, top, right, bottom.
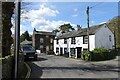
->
left=27, top=54, right=119, bottom=79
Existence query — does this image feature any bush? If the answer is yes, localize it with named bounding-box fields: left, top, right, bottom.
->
left=2, top=53, right=26, bottom=78
left=92, top=48, right=109, bottom=61
left=81, top=50, right=91, bottom=61
left=2, top=55, right=14, bottom=78
left=81, top=48, right=118, bottom=61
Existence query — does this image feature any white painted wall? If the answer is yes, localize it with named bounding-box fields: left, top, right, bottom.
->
left=95, top=25, right=114, bottom=49
left=89, top=35, right=95, bottom=51
left=54, top=24, right=114, bottom=58
left=54, top=39, right=68, bottom=55
left=54, top=35, right=95, bottom=57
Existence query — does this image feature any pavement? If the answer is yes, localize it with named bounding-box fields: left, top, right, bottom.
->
left=27, top=54, right=120, bottom=79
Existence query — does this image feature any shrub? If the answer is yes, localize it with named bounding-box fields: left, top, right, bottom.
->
left=91, top=48, right=109, bottom=61
left=81, top=50, right=91, bottom=61
left=81, top=48, right=118, bottom=61
left=107, top=49, right=118, bottom=60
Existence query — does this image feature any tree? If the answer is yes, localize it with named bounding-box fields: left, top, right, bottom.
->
left=2, top=2, right=15, bottom=57
left=77, top=25, right=82, bottom=30
left=20, top=31, right=31, bottom=42
left=52, top=29, right=59, bottom=34
left=59, top=23, right=75, bottom=33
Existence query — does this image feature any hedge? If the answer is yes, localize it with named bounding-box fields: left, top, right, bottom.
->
left=2, top=53, right=27, bottom=78
left=81, top=48, right=118, bottom=61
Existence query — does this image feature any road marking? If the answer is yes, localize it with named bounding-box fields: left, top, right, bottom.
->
left=24, top=62, right=31, bottom=78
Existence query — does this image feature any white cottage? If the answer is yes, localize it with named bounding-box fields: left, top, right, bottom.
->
left=54, top=23, right=114, bottom=58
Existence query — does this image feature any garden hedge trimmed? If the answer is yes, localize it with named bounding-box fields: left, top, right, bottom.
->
left=81, top=48, right=118, bottom=61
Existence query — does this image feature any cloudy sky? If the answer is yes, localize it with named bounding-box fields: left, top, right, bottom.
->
left=11, top=1, right=118, bottom=35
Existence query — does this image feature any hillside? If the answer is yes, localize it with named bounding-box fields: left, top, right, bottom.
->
left=106, top=16, right=120, bottom=48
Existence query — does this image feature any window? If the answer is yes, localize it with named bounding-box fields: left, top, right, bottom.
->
left=64, top=48, right=67, bottom=54
left=50, top=45, right=53, bottom=50
left=64, top=38, right=67, bottom=44
left=56, top=48, right=59, bottom=53
left=46, top=35, right=49, bottom=38
left=109, top=35, right=111, bottom=41
left=56, top=39, right=59, bottom=44
left=70, top=48, right=76, bottom=55
left=40, top=45, right=43, bottom=49
left=83, top=36, right=88, bottom=44
left=40, top=38, right=44, bottom=43
left=50, top=38, right=53, bottom=43
left=71, top=37, right=76, bottom=44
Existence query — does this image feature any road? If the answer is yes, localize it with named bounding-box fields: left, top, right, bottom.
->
left=27, top=54, right=119, bottom=79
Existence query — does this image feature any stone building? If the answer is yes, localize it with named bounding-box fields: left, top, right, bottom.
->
left=32, top=29, right=55, bottom=54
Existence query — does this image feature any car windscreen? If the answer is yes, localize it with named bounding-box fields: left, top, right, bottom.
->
left=22, top=46, right=35, bottom=51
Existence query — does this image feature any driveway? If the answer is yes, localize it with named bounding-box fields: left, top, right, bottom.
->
left=27, top=54, right=119, bottom=79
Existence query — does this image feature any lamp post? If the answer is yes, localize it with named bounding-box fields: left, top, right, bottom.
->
left=14, top=0, right=21, bottom=79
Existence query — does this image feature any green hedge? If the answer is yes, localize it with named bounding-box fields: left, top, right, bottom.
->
left=2, top=53, right=26, bottom=78
left=2, top=54, right=14, bottom=78
left=81, top=48, right=118, bottom=61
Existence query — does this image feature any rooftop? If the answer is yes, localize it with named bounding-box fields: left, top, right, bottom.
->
left=33, top=30, right=55, bottom=36
left=56, top=23, right=105, bottom=39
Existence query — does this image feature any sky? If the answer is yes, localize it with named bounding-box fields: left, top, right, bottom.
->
left=11, top=1, right=118, bottom=35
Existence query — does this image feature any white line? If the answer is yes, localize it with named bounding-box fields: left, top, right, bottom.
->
left=24, top=62, right=31, bottom=78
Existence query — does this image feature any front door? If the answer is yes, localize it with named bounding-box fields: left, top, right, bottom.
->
left=77, top=47, right=82, bottom=58
left=60, top=48, right=63, bottom=56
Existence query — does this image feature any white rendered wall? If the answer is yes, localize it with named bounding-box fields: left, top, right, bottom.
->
left=95, top=25, right=114, bottom=49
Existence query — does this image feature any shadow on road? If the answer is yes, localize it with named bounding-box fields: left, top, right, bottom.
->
left=38, top=66, right=119, bottom=72
left=25, top=57, right=48, bottom=62
left=37, top=57, right=48, bottom=61
left=27, top=62, right=119, bottom=78
left=27, top=62, right=43, bottom=78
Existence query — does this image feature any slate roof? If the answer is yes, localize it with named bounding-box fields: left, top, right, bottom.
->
left=56, top=23, right=105, bottom=39
left=34, top=31, right=55, bottom=36
left=20, top=39, right=32, bottom=45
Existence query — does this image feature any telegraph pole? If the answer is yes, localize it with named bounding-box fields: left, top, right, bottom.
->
left=86, top=6, right=90, bottom=51
left=14, top=0, right=21, bottom=79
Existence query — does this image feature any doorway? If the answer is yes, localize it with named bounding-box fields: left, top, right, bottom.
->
left=76, top=47, right=82, bottom=58
left=60, top=48, right=63, bottom=56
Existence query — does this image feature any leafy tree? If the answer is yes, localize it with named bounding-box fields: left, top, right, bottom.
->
left=2, top=2, right=15, bottom=57
left=20, top=31, right=31, bottom=42
left=77, top=25, right=82, bottom=30
left=52, top=29, right=59, bottom=34
left=59, top=23, right=75, bottom=33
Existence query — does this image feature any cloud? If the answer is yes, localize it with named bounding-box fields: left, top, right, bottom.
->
left=72, top=14, right=78, bottom=17
left=20, top=3, right=77, bottom=34
left=31, top=19, right=76, bottom=31
left=21, top=3, right=59, bottom=19
left=11, top=24, right=28, bottom=35
left=73, top=8, right=78, bottom=12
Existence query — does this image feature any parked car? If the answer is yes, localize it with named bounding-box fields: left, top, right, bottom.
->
left=20, top=45, right=37, bottom=60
